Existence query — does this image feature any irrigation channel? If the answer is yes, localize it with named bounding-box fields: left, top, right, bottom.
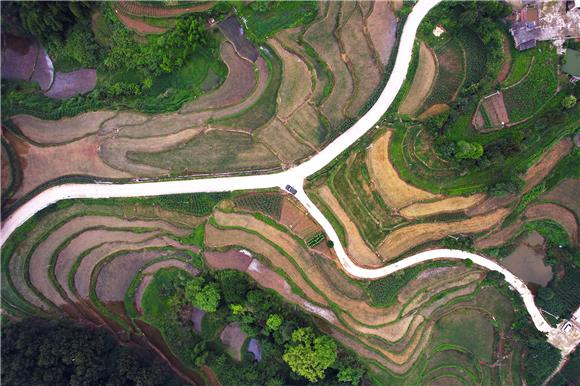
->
left=0, top=0, right=578, bottom=355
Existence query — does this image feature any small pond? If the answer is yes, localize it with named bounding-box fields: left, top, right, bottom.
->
left=502, top=231, right=553, bottom=287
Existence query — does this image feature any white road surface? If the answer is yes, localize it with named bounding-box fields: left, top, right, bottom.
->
left=1, top=0, right=576, bottom=353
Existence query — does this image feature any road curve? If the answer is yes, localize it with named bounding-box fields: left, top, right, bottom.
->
left=0, top=0, right=563, bottom=343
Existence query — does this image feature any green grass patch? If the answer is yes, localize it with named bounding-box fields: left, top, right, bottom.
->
left=306, top=232, right=325, bottom=248
left=502, top=48, right=534, bottom=88
left=177, top=223, right=206, bottom=248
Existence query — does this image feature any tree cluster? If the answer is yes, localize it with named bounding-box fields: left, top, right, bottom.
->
left=1, top=318, right=182, bottom=386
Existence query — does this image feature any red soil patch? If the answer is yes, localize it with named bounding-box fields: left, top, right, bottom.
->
left=475, top=92, right=509, bottom=130
left=44, top=69, right=97, bottom=99
left=522, top=138, right=573, bottom=192
left=203, top=250, right=253, bottom=271
left=497, top=36, right=512, bottom=83
left=220, top=322, right=248, bottom=361
left=118, top=1, right=214, bottom=18
left=279, top=197, right=321, bottom=239
left=202, top=365, right=221, bottom=386
left=114, top=8, right=167, bottom=34
left=525, top=203, right=578, bottom=246
left=180, top=42, right=256, bottom=113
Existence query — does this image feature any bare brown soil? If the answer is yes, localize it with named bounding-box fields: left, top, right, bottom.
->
left=400, top=194, right=485, bottom=219
left=202, top=365, right=221, bottom=386
left=367, top=131, right=440, bottom=208
left=541, top=178, right=580, bottom=216
left=279, top=197, right=322, bottom=240
left=477, top=92, right=510, bottom=130
left=378, top=208, right=510, bottom=260
left=522, top=138, right=573, bottom=192
left=418, top=103, right=450, bottom=120
left=31, top=215, right=188, bottom=307
left=74, top=237, right=187, bottom=300
left=269, top=39, right=312, bottom=120
left=304, top=1, right=353, bottom=126
left=4, top=131, right=131, bottom=200
left=497, top=35, right=512, bottom=83
left=12, top=111, right=116, bottom=144
left=203, top=250, right=253, bottom=271
left=399, top=43, right=437, bottom=115
left=317, top=185, right=383, bottom=266
left=114, top=8, right=167, bottom=34
left=474, top=220, right=523, bottom=249
left=204, top=223, right=328, bottom=306
left=526, top=203, right=578, bottom=246
left=366, top=0, right=397, bottom=65
left=284, top=104, right=325, bottom=148
left=340, top=5, right=382, bottom=117
left=180, top=42, right=256, bottom=114
left=55, top=229, right=161, bottom=301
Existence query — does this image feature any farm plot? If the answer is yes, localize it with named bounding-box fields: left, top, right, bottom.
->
left=234, top=192, right=283, bottom=220
left=180, top=42, right=257, bottom=113
left=367, top=130, right=440, bottom=208
left=473, top=91, right=510, bottom=131
left=304, top=1, right=354, bottom=126
left=220, top=323, right=248, bottom=361
left=339, top=4, right=382, bottom=117
left=1, top=141, right=14, bottom=194
left=285, top=104, right=328, bottom=149
left=365, top=0, right=397, bottom=66
left=218, top=16, right=259, bottom=62
left=378, top=208, right=510, bottom=260
left=460, top=30, right=486, bottom=88
left=127, top=130, right=281, bottom=175
left=399, top=43, right=437, bottom=116
left=525, top=204, right=578, bottom=246
left=254, top=119, right=312, bottom=165
left=420, top=39, right=465, bottom=114
left=502, top=44, right=558, bottom=123
left=12, top=111, right=116, bottom=144
left=269, top=39, right=312, bottom=120
left=400, top=194, right=485, bottom=219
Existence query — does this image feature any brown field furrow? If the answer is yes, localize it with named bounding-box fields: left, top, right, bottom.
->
left=400, top=194, right=485, bottom=219
left=204, top=250, right=253, bottom=271
left=378, top=208, right=510, bottom=260
left=475, top=220, right=523, bottom=249
left=208, top=215, right=402, bottom=326
left=525, top=203, right=578, bottom=246
left=304, top=1, right=353, bottom=125
left=117, top=1, right=214, bottom=18
left=279, top=197, right=323, bottom=240
left=31, top=215, right=189, bottom=306
left=205, top=223, right=328, bottom=306
left=99, top=127, right=204, bottom=175
left=74, top=237, right=188, bottom=300
left=366, top=0, right=397, bottom=66
left=55, top=229, right=161, bottom=301
left=100, top=112, right=149, bottom=135
left=254, top=119, right=312, bottom=165
left=269, top=39, right=312, bottom=120
left=339, top=5, right=382, bottom=117
left=367, top=131, right=440, bottom=208
left=97, top=248, right=197, bottom=302
left=541, top=178, right=580, bottom=216
left=114, top=8, right=167, bottom=34
left=399, top=43, right=437, bottom=115
left=180, top=42, right=256, bottom=114
left=418, top=103, right=450, bottom=119
left=497, top=36, right=512, bottom=83
left=4, top=131, right=131, bottom=200
left=397, top=266, right=472, bottom=304
left=317, top=185, right=383, bottom=266
left=341, top=312, right=419, bottom=343
left=12, top=111, right=116, bottom=144
left=522, top=138, right=573, bottom=192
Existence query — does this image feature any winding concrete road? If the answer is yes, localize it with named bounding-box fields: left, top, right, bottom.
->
left=1, top=0, right=576, bottom=353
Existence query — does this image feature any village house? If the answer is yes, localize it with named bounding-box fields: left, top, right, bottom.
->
left=509, top=0, right=580, bottom=51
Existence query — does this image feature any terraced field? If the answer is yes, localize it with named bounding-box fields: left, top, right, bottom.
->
left=2, top=1, right=398, bottom=211
left=1, top=186, right=530, bottom=385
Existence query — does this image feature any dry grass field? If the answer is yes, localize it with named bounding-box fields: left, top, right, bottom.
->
left=399, top=43, right=437, bottom=116
left=400, top=194, right=485, bottom=219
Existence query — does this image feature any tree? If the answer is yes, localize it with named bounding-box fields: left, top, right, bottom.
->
left=338, top=366, right=365, bottom=385
left=464, top=258, right=474, bottom=268
left=266, top=314, right=283, bottom=331
left=327, top=240, right=334, bottom=248
left=185, top=277, right=221, bottom=312
left=456, top=140, right=484, bottom=160
left=282, top=327, right=337, bottom=382
left=561, top=95, right=576, bottom=109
